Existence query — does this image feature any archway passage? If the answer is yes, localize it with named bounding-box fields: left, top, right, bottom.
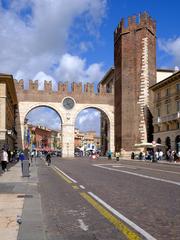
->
left=15, top=80, right=114, bottom=158
left=175, top=135, right=180, bottom=154
left=165, top=137, right=171, bottom=150
left=156, top=138, right=161, bottom=144
left=75, top=107, right=110, bottom=157
left=24, top=106, right=62, bottom=156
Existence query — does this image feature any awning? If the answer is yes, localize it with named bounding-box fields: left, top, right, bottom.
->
left=134, top=143, right=166, bottom=148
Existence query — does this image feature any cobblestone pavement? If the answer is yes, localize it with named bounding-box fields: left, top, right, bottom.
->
left=38, top=157, right=180, bottom=240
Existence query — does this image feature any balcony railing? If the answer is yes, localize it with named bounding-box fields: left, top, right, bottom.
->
left=153, top=112, right=180, bottom=124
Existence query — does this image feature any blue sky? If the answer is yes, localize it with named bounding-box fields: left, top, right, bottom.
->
left=1, top=0, right=180, bottom=133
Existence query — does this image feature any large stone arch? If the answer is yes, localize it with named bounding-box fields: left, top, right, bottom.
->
left=16, top=101, right=114, bottom=157
left=73, top=104, right=114, bottom=154
left=15, top=80, right=114, bottom=157
left=16, top=102, right=65, bottom=150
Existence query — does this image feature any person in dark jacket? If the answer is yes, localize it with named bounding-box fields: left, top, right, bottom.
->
left=46, top=152, right=51, bottom=166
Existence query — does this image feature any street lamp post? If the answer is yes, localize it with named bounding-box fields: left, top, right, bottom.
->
left=152, top=141, right=156, bottom=162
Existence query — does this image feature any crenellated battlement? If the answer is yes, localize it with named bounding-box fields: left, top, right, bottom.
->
left=14, top=79, right=112, bottom=95
left=29, top=80, right=38, bottom=90
left=15, top=79, right=24, bottom=90
left=114, top=12, right=156, bottom=42
left=71, top=82, right=82, bottom=93
left=84, top=83, right=94, bottom=93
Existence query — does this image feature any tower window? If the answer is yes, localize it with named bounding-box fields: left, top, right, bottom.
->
left=166, top=103, right=170, bottom=114
left=157, top=92, right=160, bottom=100
left=166, top=88, right=169, bottom=97
left=177, top=101, right=180, bottom=112
left=176, top=83, right=180, bottom=91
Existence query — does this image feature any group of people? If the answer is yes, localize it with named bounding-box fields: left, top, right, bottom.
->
left=131, top=148, right=179, bottom=162
left=166, top=149, right=179, bottom=162
left=0, top=147, right=53, bottom=174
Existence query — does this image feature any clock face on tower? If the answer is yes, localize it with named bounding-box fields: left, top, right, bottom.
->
left=62, top=97, right=75, bottom=110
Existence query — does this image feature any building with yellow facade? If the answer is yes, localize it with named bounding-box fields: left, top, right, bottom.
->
left=150, top=70, right=180, bottom=154
left=0, top=74, right=17, bottom=150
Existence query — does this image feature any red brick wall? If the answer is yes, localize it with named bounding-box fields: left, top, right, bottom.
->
left=114, top=13, right=156, bottom=152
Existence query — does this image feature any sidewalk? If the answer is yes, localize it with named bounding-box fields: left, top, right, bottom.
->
left=119, top=157, right=180, bottom=165
left=100, top=156, right=180, bottom=165
left=0, top=160, right=46, bottom=240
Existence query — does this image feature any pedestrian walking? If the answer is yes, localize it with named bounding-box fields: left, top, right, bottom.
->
left=1, top=148, right=9, bottom=172
left=131, top=152, right=135, bottom=159
left=173, top=151, right=178, bottom=163
left=138, top=152, right=143, bottom=160
left=159, top=150, right=163, bottom=160
left=115, top=152, right=120, bottom=161
left=107, top=150, right=112, bottom=160
left=30, top=151, right=34, bottom=163
left=155, top=151, right=159, bottom=161
left=46, top=152, right=51, bottom=166
left=19, top=151, right=25, bottom=172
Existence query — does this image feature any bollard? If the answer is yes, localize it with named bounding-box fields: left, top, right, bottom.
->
left=17, top=215, right=22, bottom=224
left=22, top=160, right=30, bottom=177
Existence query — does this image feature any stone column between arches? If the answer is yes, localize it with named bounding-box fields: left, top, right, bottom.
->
left=61, top=123, right=74, bottom=157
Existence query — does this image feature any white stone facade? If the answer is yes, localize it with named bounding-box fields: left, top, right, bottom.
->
left=17, top=100, right=114, bottom=157
left=137, top=37, right=149, bottom=143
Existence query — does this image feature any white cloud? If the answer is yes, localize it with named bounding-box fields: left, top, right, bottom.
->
left=0, top=0, right=107, bottom=85
left=0, top=0, right=107, bottom=132
left=79, top=41, right=93, bottom=53
left=76, top=108, right=100, bottom=134
left=33, top=72, right=57, bottom=90
left=158, top=37, right=180, bottom=67
left=26, top=107, right=61, bottom=130
left=55, top=53, right=104, bottom=83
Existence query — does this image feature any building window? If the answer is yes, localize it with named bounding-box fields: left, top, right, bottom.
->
left=166, top=103, right=170, bottom=114
left=177, top=101, right=180, bottom=112
left=106, top=83, right=112, bottom=93
left=176, top=83, right=180, bottom=91
left=166, top=88, right=169, bottom=97
left=177, top=122, right=180, bottom=129
left=157, top=107, right=160, bottom=117
left=157, top=92, right=160, bottom=100
left=167, top=124, right=169, bottom=131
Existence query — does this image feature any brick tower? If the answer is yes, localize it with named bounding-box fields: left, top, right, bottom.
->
left=114, top=12, right=156, bottom=154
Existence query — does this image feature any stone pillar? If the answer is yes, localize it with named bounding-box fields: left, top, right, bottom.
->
left=15, top=107, right=24, bottom=150
left=109, top=122, right=115, bottom=153
left=0, top=83, right=6, bottom=148
left=61, top=123, right=74, bottom=157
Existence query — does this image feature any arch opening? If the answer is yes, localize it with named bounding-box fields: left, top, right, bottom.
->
left=165, top=136, right=171, bottom=150
left=175, top=135, right=180, bottom=154
left=75, top=107, right=110, bottom=157
left=156, top=138, right=161, bottom=144
left=24, top=106, right=62, bottom=155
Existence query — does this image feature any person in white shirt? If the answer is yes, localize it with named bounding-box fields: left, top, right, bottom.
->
left=1, top=148, right=8, bottom=172
left=159, top=150, right=163, bottom=160
left=155, top=151, right=159, bottom=161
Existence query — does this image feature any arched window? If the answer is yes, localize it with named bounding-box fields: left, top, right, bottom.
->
left=157, top=138, right=161, bottom=144
left=175, top=135, right=180, bottom=153
left=165, top=137, right=171, bottom=150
